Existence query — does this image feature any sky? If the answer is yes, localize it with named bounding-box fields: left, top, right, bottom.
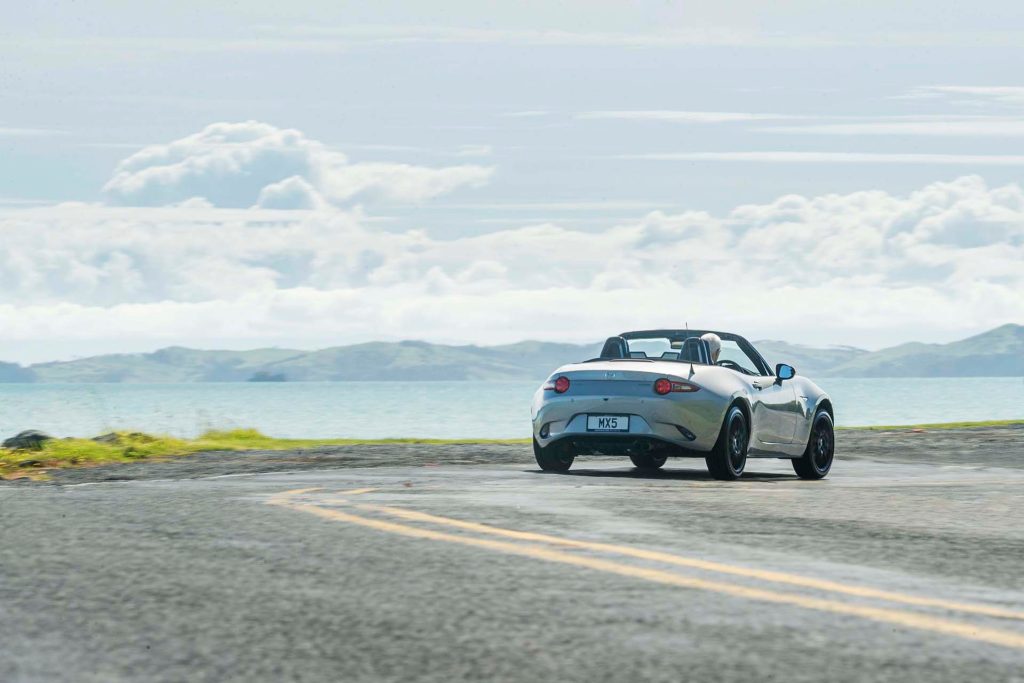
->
left=1, top=1, right=1023, bottom=363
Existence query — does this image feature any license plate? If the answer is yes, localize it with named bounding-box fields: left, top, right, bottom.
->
left=587, top=415, right=629, bottom=432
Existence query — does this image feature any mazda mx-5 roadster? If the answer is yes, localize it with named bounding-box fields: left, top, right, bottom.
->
left=530, top=329, right=835, bottom=480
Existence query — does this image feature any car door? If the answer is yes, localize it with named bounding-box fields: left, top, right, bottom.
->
left=750, top=377, right=798, bottom=445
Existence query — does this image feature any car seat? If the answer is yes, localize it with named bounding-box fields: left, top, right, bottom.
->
left=599, top=336, right=629, bottom=359
left=679, top=337, right=711, bottom=364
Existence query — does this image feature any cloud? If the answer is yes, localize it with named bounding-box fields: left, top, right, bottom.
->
left=1, top=175, right=1022, bottom=359
left=900, top=86, right=1024, bottom=107
left=576, top=109, right=1024, bottom=137
left=0, top=126, right=68, bottom=137
left=578, top=111, right=802, bottom=123
left=102, top=121, right=493, bottom=208
left=249, top=25, right=1024, bottom=50
left=761, top=119, right=1024, bottom=136
left=455, top=145, right=493, bottom=158
left=252, top=25, right=798, bottom=48
left=501, top=110, right=550, bottom=118
left=615, top=151, right=1024, bottom=165
left=255, top=176, right=327, bottom=210
left=317, top=162, right=493, bottom=203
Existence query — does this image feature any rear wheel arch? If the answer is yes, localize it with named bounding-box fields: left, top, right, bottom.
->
left=816, top=398, right=834, bottom=422
left=713, top=396, right=751, bottom=451
left=801, top=397, right=834, bottom=443
left=729, top=397, right=752, bottom=435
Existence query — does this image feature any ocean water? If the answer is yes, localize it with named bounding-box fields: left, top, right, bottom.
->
left=0, top=378, right=1021, bottom=441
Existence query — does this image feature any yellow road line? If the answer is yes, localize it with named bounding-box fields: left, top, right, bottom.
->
left=266, top=487, right=324, bottom=506
left=268, top=493, right=1024, bottom=650
left=336, top=487, right=378, bottom=496
left=267, top=487, right=374, bottom=506
left=355, top=502, right=1024, bottom=622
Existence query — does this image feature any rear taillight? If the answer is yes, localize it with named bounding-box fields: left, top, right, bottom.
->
left=653, top=378, right=700, bottom=395
left=544, top=376, right=571, bottom=393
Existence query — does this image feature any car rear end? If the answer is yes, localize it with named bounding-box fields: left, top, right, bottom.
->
left=531, top=361, right=725, bottom=456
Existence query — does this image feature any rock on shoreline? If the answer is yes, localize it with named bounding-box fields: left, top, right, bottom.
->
left=2, top=430, right=53, bottom=450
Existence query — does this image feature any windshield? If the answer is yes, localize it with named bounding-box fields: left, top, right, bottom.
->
left=717, top=339, right=761, bottom=375
left=625, top=337, right=677, bottom=360
left=623, top=335, right=710, bottom=363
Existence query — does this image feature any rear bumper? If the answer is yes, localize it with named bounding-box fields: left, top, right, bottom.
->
left=532, top=395, right=723, bottom=453
left=551, top=433, right=710, bottom=458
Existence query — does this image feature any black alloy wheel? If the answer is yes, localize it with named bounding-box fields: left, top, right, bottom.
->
left=706, top=406, right=748, bottom=480
left=533, top=437, right=575, bottom=472
left=792, top=410, right=834, bottom=480
left=629, top=451, right=668, bottom=470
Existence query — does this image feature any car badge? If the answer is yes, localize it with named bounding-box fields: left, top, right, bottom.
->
left=605, top=372, right=617, bottom=379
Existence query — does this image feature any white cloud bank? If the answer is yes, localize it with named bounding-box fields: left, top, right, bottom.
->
left=102, top=121, right=493, bottom=208
left=2, top=167, right=1022, bottom=360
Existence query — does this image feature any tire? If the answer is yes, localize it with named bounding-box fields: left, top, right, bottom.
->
left=629, top=451, right=668, bottom=470
left=533, top=437, right=575, bottom=472
left=792, top=410, right=834, bottom=480
left=705, top=406, right=748, bottom=480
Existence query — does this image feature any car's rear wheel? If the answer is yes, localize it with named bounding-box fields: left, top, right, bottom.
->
left=792, top=410, right=834, bottom=480
left=706, top=406, right=748, bottom=480
left=629, top=451, right=668, bottom=470
left=533, top=437, right=575, bottom=472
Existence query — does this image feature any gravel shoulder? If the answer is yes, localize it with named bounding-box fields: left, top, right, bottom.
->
left=6, top=424, right=1021, bottom=486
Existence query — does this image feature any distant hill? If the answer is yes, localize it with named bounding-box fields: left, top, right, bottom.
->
left=823, top=323, right=1024, bottom=377
left=0, top=361, right=36, bottom=382
left=17, top=340, right=602, bottom=383
left=28, top=347, right=305, bottom=383
left=751, top=341, right=868, bottom=378
left=251, top=340, right=603, bottom=381
left=1, top=325, right=1020, bottom=382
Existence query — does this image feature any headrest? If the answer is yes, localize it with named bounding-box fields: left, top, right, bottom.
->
left=599, top=336, right=628, bottom=359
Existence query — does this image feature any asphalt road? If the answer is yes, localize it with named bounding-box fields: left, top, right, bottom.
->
left=2, top=426, right=1023, bottom=682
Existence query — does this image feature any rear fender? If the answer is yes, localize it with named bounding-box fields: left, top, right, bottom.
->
left=717, top=393, right=753, bottom=445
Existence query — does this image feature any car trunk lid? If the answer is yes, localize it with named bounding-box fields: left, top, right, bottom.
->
left=551, top=361, right=695, bottom=397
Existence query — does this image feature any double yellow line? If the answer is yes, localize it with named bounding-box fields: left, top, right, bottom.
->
left=268, top=487, right=1024, bottom=650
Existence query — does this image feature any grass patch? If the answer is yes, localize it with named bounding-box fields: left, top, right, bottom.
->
left=840, top=419, right=1024, bottom=431
left=0, top=428, right=530, bottom=480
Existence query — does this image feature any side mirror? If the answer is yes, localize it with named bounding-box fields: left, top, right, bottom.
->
left=775, top=363, right=796, bottom=381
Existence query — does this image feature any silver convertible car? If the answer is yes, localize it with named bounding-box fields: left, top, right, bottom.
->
left=530, top=329, right=835, bottom=480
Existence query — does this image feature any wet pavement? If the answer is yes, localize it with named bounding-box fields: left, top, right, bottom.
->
left=2, top=426, right=1023, bottom=681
